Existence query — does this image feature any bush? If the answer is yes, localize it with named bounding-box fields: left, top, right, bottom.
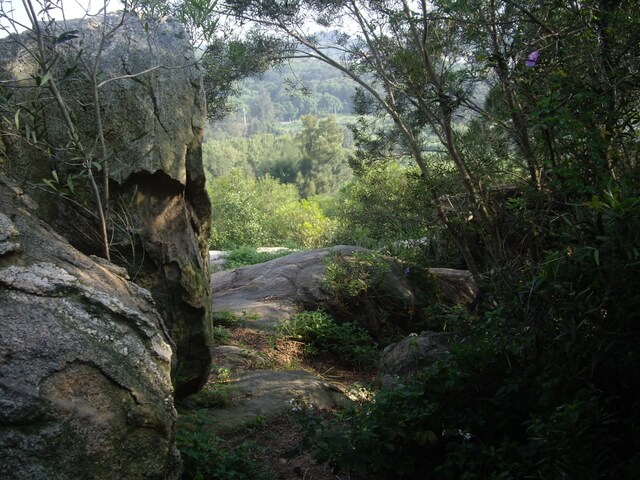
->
left=182, top=383, right=233, bottom=409
left=278, top=310, right=378, bottom=370
left=320, top=251, right=424, bottom=340
left=224, top=246, right=292, bottom=269
left=177, top=412, right=268, bottom=480
left=212, top=310, right=241, bottom=327
left=209, top=169, right=335, bottom=249
left=212, top=325, right=232, bottom=345
left=302, top=207, right=640, bottom=480
left=332, top=162, right=432, bottom=247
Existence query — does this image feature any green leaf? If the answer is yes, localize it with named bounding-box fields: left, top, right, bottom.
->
left=39, top=70, right=53, bottom=87
left=54, top=30, right=79, bottom=44
left=42, top=178, right=57, bottom=191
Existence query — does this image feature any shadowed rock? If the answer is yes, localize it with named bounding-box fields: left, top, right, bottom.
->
left=0, top=177, right=179, bottom=479
left=429, top=267, right=479, bottom=305
left=0, top=14, right=211, bottom=396
left=210, top=245, right=418, bottom=334
left=182, top=370, right=350, bottom=435
left=379, top=332, right=452, bottom=388
left=210, top=246, right=477, bottom=337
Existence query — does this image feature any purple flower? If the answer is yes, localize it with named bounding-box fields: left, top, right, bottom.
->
left=525, top=50, right=540, bottom=67
left=404, top=267, right=412, bottom=277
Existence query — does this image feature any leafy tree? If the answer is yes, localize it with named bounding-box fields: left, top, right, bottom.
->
left=125, top=1, right=640, bottom=475
left=201, top=1, right=640, bottom=477
left=333, top=162, right=430, bottom=246
left=208, top=168, right=335, bottom=248
left=277, top=100, right=298, bottom=122
left=220, top=0, right=639, bottom=276
left=317, top=93, right=343, bottom=115
left=202, top=133, right=301, bottom=183
left=295, top=115, right=351, bottom=197
left=220, top=0, right=499, bottom=278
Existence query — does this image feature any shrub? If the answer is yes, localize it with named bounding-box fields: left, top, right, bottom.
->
left=278, top=310, right=378, bottom=370
left=176, top=412, right=268, bottom=480
left=212, top=325, right=232, bottom=345
left=183, top=384, right=233, bottom=409
left=332, top=162, right=432, bottom=247
left=208, top=169, right=335, bottom=249
left=303, top=242, right=640, bottom=480
left=321, top=251, right=422, bottom=340
left=212, top=310, right=241, bottom=327
left=224, top=246, right=292, bottom=269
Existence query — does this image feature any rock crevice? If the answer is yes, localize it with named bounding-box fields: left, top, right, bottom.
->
left=0, top=13, right=212, bottom=396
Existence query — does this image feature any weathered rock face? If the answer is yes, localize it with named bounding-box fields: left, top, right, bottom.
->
left=0, top=177, right=180, bottom=479
left=0, top=14, right=212, bottom=396
left=210, top=247, right=479, bottom=338
left=429, top=267, right=479, bottom=306
left=378, top=269, right=476, bottom=388
left=210, top=246, right=359, bottom=330
left=210, top=246, right=418, bottom=337
left=379, top=332, right=452, bottom=388
left=181, top=370, right=350, bottom=435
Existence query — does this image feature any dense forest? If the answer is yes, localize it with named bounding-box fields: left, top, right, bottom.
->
left=211, top=53, right=357, bottom=136
left=203, top=57, right=442, bottom=255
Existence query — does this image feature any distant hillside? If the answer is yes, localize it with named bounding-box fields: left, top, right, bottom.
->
left=211, top=56, right=357, bottom=137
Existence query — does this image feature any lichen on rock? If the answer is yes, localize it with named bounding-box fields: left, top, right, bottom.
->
left=0, top=177, right=180, bottom=478
left=0, top=13, right=212, bottom=396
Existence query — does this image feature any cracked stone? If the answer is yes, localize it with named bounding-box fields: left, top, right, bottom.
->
left=0, top=262, right=79, bottom=296
left=0, top=212, right=20, bottom=256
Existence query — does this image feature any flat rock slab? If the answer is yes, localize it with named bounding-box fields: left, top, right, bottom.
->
left=212, top=345, right=269, bottom=370
left=191, top=370, right=350, bottom=434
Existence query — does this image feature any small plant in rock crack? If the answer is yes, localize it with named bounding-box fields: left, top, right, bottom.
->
left=216, top=367, right=232, bottom=383
left=212, top=310, right=259, bottom=329
left=177, top=411, right=270, bottom=480
left=213, top=325, right=232, bottom=345
left=277, top=310, right=378, bottom=370
left=182, top=383, right=233, bottom=409
left=212, top=310, right=241, bottom=327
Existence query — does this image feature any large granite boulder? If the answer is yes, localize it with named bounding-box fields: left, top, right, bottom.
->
left=0, top=177, right=180, bottom=479
left=181, top=370, right=350, bottom=435
left=210, top=246, right=478, bottom=337
left=210, top=246, right=418, bottom=338
left=0, top=13, right=211, bottom=396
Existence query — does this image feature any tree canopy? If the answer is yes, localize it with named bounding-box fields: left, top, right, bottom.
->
left=201, top=1, right=640, bottom=477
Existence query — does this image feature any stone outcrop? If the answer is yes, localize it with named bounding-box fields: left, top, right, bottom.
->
left=429, top=267, right=479, bottom=305
left=183, top=370, right=350, bottom=435
left=210, top=246, right=478, bottom=337
left=0, top=177, right=180, bottom=479
left=379, top=332, right=452, bottom=388
left=210, top=246, right=418, bottom=337
left=210, top=249, right=478, bottom=392
left=0, top=13, right=211, bottom=396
